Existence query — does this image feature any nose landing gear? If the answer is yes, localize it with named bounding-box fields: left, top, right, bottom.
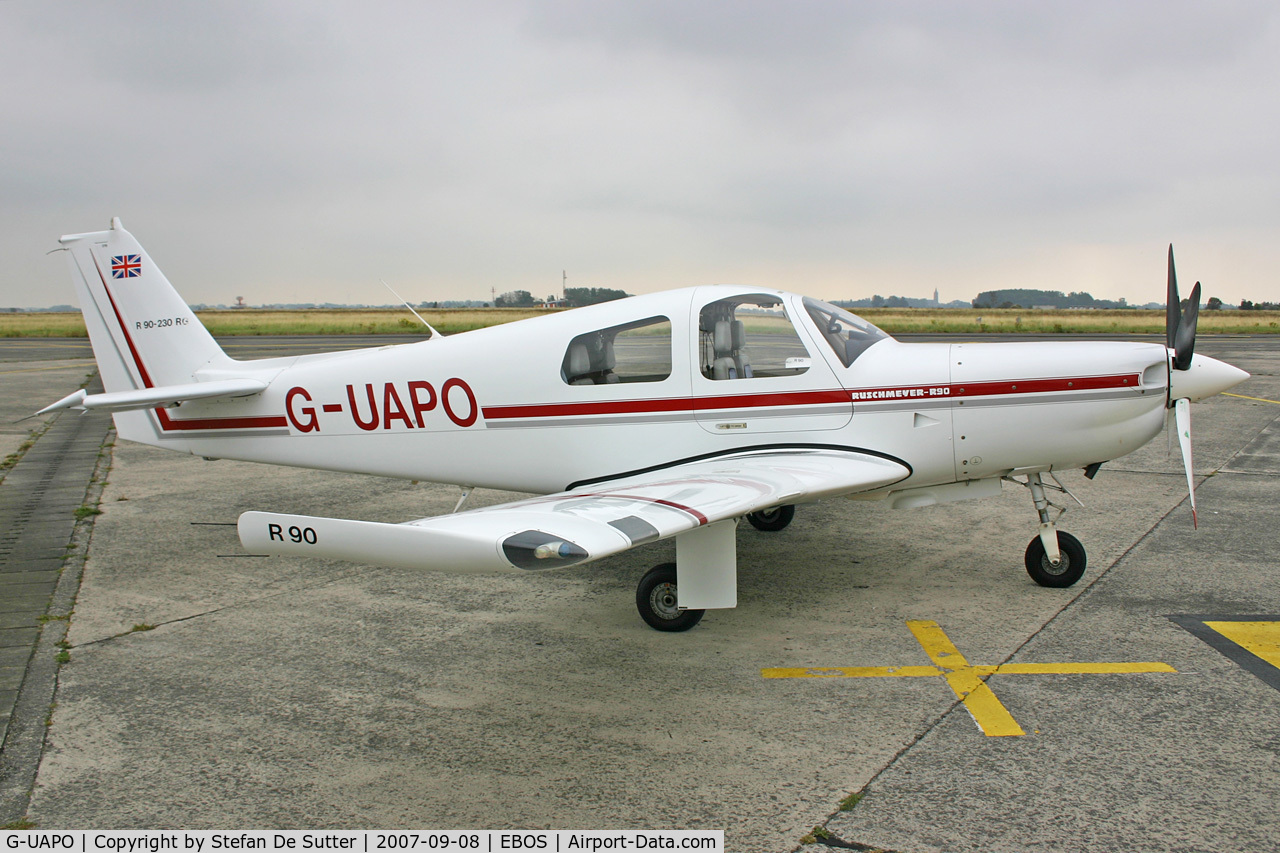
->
left=1014, top=472, right=1088, bottom=588
left=1024, top=529, right=1087, bottom=587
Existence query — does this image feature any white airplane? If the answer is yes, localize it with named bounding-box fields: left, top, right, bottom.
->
left=43, top=219, right=1248, bottom=631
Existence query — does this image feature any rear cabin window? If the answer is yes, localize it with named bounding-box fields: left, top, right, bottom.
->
left=561, top=316, right=672, bottom=385
left=699, top=295, right=812, bottom=380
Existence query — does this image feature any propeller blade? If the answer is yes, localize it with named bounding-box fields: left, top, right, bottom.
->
left=1173, top=281, right=1201, bottom=371
left=1174, top=397, right=1197, bottom=528
left=1166, top=244, right=1180, bottom=350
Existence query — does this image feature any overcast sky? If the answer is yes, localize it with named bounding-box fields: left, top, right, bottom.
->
left=4, top=1, right=1279, bottom=309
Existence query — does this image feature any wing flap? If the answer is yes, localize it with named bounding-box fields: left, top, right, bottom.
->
left=38, top=378, right=268, bottom=415
left=238, top=449, right=909, bottom=573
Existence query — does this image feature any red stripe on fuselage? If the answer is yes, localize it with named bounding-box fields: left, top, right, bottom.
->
left=851, top=374, right=1140, bottom=402
left=92, top=254, right=287, bottom=432
left=482, top=375, right=1141, bottom=422
left=483, top=389, right=851, bottom=421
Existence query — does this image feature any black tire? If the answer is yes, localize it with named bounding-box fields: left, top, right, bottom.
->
left=746, top=504, right=795, bottom=532
left=635, top=563, right=705, bottom=632
left=1025, top=531, right=1087, bottom=588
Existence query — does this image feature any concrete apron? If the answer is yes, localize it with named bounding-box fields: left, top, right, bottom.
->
left=13, top=343, right=1280, bottom=852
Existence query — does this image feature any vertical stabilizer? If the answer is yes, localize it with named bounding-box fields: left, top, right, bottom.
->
left=59, top=218, right=233, bottom=389
left=58, top=218, right=235, bottom=444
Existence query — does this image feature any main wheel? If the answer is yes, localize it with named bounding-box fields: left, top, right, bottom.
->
left=635, top=563, right=704, bottom=632
left=1024, top=531, right=1087, bottom=588
left=746, top=504, right=795, bottom=532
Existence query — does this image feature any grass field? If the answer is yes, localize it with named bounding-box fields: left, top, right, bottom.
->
left=2, top=306, right=1278, bottom=337
left=857, top=307, right=1280, bottom=335
left=0, top=307, right=553, bottom=337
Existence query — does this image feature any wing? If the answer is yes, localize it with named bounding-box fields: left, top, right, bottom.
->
left=238, top=448, right=909, bottom=572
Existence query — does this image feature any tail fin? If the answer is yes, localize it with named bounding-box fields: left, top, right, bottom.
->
left=58, top=218, right=238, bottom=444
left=59, top=217, right=234, bottom=391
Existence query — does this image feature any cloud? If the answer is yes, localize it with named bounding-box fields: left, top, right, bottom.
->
left=2, top=1, right=1278, bottom=309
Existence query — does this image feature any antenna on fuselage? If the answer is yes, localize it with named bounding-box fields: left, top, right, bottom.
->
left=381, top=279, right=441, bottom=339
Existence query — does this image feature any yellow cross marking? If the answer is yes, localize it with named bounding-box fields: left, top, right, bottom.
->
left=763, top=620, right=1176, bottom=737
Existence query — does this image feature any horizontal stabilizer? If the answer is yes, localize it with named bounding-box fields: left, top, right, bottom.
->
left=38, top=378, right=268, bottom=416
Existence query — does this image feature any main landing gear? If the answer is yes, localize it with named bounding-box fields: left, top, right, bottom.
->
left=1015, top=472, right=1088, bottom=588
left=636, top=563, right=705, bottom=632
left=635, top=506, right=796, bottom=631
left=745, top=504, right=795, bottom=532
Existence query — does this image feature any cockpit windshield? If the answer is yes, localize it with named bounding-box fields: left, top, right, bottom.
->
left=803, top=297, right=889, bottom=368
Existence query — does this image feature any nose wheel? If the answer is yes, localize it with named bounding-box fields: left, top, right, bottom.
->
left=636, top=563, right=705, bottom=632
left=1024, top=531, right=1087, bottom=587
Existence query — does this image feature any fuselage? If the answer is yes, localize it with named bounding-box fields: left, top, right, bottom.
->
left=151, top=286, right=1174, bottom=500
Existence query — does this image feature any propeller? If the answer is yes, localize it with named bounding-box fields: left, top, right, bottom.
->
left=1165, top=244, right=1203, bottom=527
left=1174, top=397, right=1196, bottom=528
left=1166, top=245, right=1202, bottom=371
left=1161, top=247, right=1249, bottom=526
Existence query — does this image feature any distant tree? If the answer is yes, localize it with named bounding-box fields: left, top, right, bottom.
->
left=972, top=288, right=1128, bottom=310
left=565, top=287, right=630, bottom=307
left=1206, top=296, right=1223, bottom=311
left=495, top=290, right=536, bottom=307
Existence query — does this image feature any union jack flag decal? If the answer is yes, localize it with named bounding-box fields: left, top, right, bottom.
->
left=111, top=255, right=142, bottom=278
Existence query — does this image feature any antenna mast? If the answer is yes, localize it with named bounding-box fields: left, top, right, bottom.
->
left=380, top=279, right=441, bottom=339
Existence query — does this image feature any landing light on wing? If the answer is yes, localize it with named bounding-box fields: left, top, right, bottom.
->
left=534, top=541, right=580, bottom=560
left=500, top=530, right=591, bottom=569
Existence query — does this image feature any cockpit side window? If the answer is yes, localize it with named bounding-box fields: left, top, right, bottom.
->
left=803, top=297, right=889, bottom=368
left=561, top=316, right=672, bottom=386
left=698, top=295, right=811, bottom=380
